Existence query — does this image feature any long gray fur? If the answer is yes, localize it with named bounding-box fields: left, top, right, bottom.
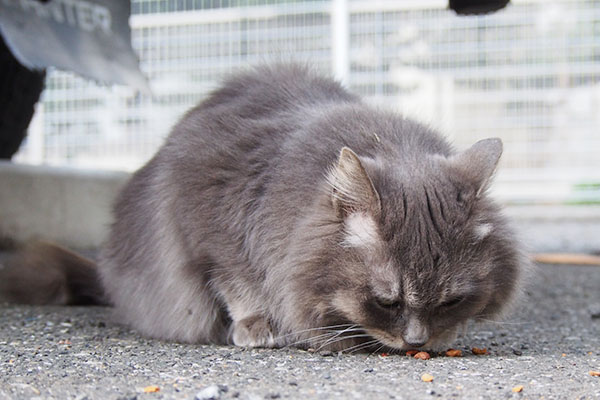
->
left=2, top=64, right=527, bottom=352
left=97, top=64, right=527, bottom=351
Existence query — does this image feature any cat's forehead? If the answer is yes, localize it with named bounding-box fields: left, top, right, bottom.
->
left=401, top=271, right=455, bottom=308
left=374, top=157, right=461, bottom=206
left=377, top=183, right=464, bottom=249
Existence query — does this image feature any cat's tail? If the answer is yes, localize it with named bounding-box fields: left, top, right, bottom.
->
left=0, top=241, right=108, bottom=306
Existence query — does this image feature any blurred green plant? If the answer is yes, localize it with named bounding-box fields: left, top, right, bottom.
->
left=566, top=182, right=600, bottom=205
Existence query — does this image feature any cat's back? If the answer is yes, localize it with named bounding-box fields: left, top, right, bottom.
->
left=152, top=64, right=360, bottom=211
left=170, top=64, right=357, bottom=141
left=200, top=64, right=357, bottom=116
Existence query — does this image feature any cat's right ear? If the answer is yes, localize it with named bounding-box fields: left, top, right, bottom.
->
left=448, top=138, right=503, bottom=198
left=328, top=147, right=381, bottom=219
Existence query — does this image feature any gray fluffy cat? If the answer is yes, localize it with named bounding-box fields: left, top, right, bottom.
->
left=1, top=64, right=526, bottom=352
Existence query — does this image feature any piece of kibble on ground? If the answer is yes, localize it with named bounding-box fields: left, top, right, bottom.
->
left=414, top=351, right=431, bottom=360
left=421, top=373, right=434, bottom=382
left=471, top=347, right=488, bottom=355
left=445, top=349, right=462, bottom=357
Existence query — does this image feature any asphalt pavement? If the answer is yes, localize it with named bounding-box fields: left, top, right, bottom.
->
left=1, top=263, right=599, bottom=400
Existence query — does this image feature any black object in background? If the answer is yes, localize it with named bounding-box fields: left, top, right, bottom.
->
left=0, top=34, right=45, bottom=159
left=449, top=0, right=510, bottom=15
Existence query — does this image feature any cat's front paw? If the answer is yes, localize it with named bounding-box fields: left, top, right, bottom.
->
left=232, top=315, right=276, bottom=348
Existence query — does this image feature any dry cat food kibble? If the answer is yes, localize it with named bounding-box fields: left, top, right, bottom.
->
left=414, top=351, right=431, bottom=360
left=471, top=347, right=488, bottom=355
left=143, top=386, right=160, bottom=393
left=511, top=385, right=524, bottom=393
left=421, top=373, right=434, bottom=382
left=445, top=349, right=462, bottom=357
left=590, top=371, right=600, bottom=377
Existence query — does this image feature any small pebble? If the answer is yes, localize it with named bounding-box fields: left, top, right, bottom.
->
left=195, top=385, right=222, bottom=400
left=512, top=349, right=523, bottom=356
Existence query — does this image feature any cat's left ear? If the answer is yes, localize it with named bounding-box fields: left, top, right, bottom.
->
left=329, top=147, right=381, bottom=218
left=448, top=138, right=503, bottom=197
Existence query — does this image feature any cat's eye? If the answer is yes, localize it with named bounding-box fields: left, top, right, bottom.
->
left=375, top=297, right=401, bottom=309
left=440, top=296, right=464, bottom=309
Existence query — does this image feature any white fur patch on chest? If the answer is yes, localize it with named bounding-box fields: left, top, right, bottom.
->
left=342, top=212, right=380, bottom=248
left=474, top=223, right=493, bottom=240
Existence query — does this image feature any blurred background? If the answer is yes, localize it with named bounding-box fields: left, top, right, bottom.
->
left=15, top=0, right=600, bottom=204
left=2, top=0, right=600, bottom=253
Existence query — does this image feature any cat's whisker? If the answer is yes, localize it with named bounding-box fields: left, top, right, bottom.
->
left=343, top=339, right=380, bottom=354
left=285, top=330, right=367, bottom=349
left=278, top=324, right=362, bottom=347
left=366, top=343, right=386, bottom=358
left=285, top=331, right=343, bottom=348
left=314, top=325, right=363, bottom=351
left=475, top=318, right=529, bottom=325
left=314, top=333, right=373, bottom=352
left=342, top=341, right=378, bottom=355
left=275, top=323, right=357, bottom=341
left=284, top=328, right=365, bottom=348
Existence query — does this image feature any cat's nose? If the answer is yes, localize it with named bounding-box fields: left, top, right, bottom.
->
left=404, top=339, right=427, bottom=348
left=403, top=317, right=429, bottom=348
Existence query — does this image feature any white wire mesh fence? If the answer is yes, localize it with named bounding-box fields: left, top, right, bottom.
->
left=15, top=0, right=600, bottom=204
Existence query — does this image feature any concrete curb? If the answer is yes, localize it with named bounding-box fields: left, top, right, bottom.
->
left=0, top=161, right=129, bottom=249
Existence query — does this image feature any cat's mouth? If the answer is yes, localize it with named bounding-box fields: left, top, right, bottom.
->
left=369, top=328, right=462, bottom=352
left=366, top=328, right=437, bottom=351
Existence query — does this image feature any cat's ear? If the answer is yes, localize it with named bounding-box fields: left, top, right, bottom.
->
left=329, top=147, right=381, bottom=218
left=448, top=138, right=503, bottom=197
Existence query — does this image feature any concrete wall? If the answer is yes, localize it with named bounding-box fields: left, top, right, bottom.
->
left=1, top=161, right=600, bottom=253
left=0, top=162, right=129, bottom=250
left=505, top=206, right=600, bottom=254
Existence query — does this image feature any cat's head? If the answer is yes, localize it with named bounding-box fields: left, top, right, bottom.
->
left=312, top=138, right=523, bottom=350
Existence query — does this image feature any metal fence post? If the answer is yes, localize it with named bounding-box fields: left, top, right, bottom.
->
left=331, top=0, right=349, bottom=85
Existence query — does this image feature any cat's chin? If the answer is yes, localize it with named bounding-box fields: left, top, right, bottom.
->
left=366, top=327, right=460, bottom=352
left=365, top=328, right=410, bottom=350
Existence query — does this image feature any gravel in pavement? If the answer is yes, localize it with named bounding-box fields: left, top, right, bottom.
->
left=1, top=264, right=599, bottom=399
